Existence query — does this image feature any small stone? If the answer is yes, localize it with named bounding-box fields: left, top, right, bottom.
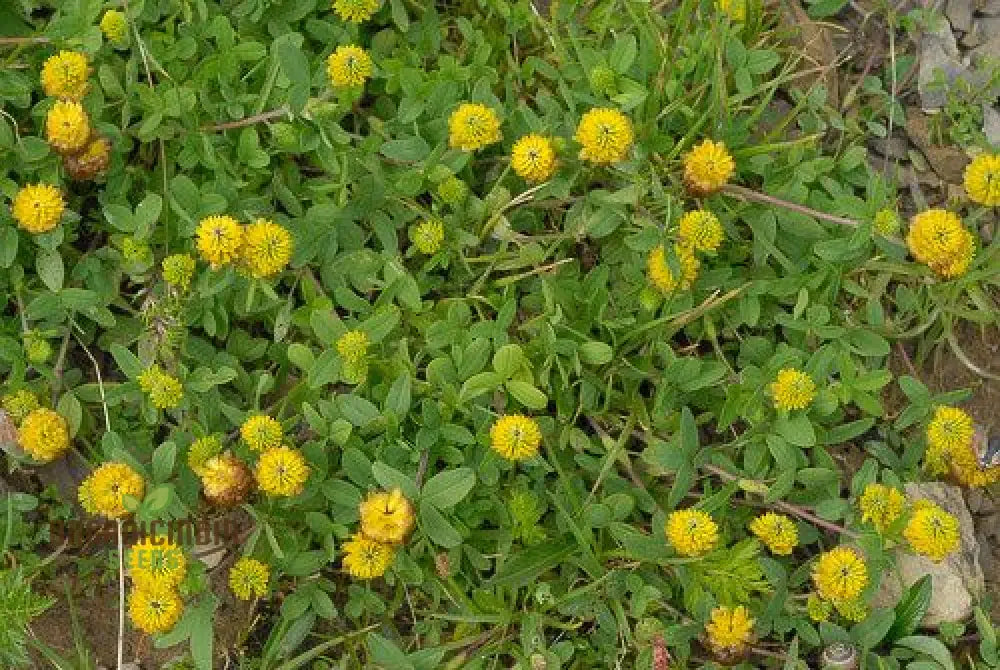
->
left=948, top=0, right=974, bottom=32
left=968, top=489, right=987, bottom=514
left=869, top=136, right=910, bottom=160
left=983, top=104, right=1000, bottom=146
left=979, top=0, right=1000, bottom=15
left=970, top=35, right=1000, bottom=66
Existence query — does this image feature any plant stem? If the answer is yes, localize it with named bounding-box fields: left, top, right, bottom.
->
left=203, top=107, right=290, bottom=132
left=117, top=519, right=125, bottom=670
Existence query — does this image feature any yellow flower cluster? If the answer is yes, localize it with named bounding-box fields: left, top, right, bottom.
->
left=333, top=0, right=380, bottom=22
left=1, top=389, right=39, bottom=424
left=187, top=435, right=222, bottom=474
left=905, top=209, right=975, bottom=278
left=858, top=483, right=905, bottom=533
left=255, top=445, right=310, bottom=497
left=903, top=500, right=960, bottom=562
left=489, top=414, right=543, bottom=462
left=511, top=134, right=557, bottom=182
left=449, top=103, right=502, bottom=152
left=162, top=253, right=196, bottom=291
left=411, top=219, right=445, bottom=254
left=647, top=243, right=699, bottom=295
left=575, top=107, right=634, bottom=165
left=924, top=406, right=999, bottom=487
left=812, top=546, right=867, bottom=605
left=683, top=139, right=735, bottom=196
left=100, top=10, right=128, bottom=43
left=665, top=508, right=719, bottom=556
left=678, top=210, right=724, bottom=252
left=705, top=605, right=754, bottom=655
left=770, top=368, right=816, bottom=411
left=241, top=414, right=284, bottom=451
left=343, top=487, right=415, bottom=579
left=64, top=134, right=111, bottom=181
left=963, top=153, right=1000, bottom=206
left=201, top=454, right=254, bottom=507
left=78, top=462, right=145, bottom=519
left=749, top=512, right=798, bottom=555
left=138, top=365, right=183, bottom=410
left=229, top=556, right=270, bottom=600
left=195, top=215, right=293, bottom=277
left=46, top=100, right=91, bottom=154
left=196, top=215, right=243, bottom=268
left=11, top=183, right=65, bottom=234
left=327, top=45, right=373, bottom=88
left=337, top=330, right=370, bottom=384
left=128, top=581, right=182, bottom=634
left=717, top=0, right=746, bottom=21
left=40, top=51, right=90, bottom=100
left=18, top=408, right=70, bottom=463
left=129, top=535, right=186, bottom=590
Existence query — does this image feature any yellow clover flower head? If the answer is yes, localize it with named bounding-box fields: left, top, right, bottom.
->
left=336, top=329, right=370, bottom=364
left=906, top=209, right=975, bottom=278
left=683, top=139, right=735, bottom=196
left=196, top=214, right=244, bottom=268
left=45, top=100, right=91, bottom=154
left=923, top=405, right=981, bottom=482
left=437, top=176, right=468, bottom=205
left=327, top=45, right=373, bottom=88
left=187, top=435, right=222, bottom=475
left=241, top=414, right=283, bottom=452
left=748, top=512, right=798, bottom=555
left=2, top=389, right=39, bottom=424
left=129, top=535, right=186, bottom=589
left=664, top=508, right=719, bottom=557
left=770, top=368, right=816, bottom=411
left=18, top=408, right=70, bottom=463
left=647, top=243, right=700, bottom=294
left=128, top=582, right=182, bottom=634
left=858, top=483, right=905, bottom=533
left=342, top=532, right=396, bottom=579
left=64, top=134, right=112, bottom=181
left=678, top=210, right=724, bottom=252
left=705, top=605, right=754, bottom=654
left=806, top=593, right=832, bottom=622
left=200, top=454, right=255, bottom=507
left=490, top=414, right=542, bottom=461
left=137, top=364, right=183, bottom=410
left=162, top=254, right=196, bottom=291
left=873, top=208, right=900, bottom=236
left=79, top=462, right=145, bottom=519
left=903, top=500, right=960, bottom=562
left=963, top=153, right=1000, bottom=206
left=510, top=134, right=557, bottom=182
left=359, top=488, right=415, bottom=544
left=717, top=0, right=746, bottom=21
left=100, top=10, right=128, bottom=43
left=574, top=107, right=633, bottom=165
left=333, top=0, right=380, bottom=22
left=448, top=103, right=502, bottom=152
left=229, top=557, right=269, bottom=600
left=812, top=546, right=867, bottom=603
left=834, top=597, right=869, bottom=622
left=255, top=446, right=310, bottom=497
left=241, top=218, right=293, bottom=278
left=12, top=183, right=65, bottom=234
left=40, top=50, right=90, bottom=100
left=411, top=219, right=445, bottom=255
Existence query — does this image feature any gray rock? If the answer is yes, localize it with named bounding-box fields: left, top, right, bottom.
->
left=949, top=0, right=974, bottom=32
left=869, top=136, right=910, bottom=160
left=970, top=34, right=1000, bottom=65
left=985, top=105, right=1000, bottom=146
left=872, top=482, right=984, bottom=627
left=919, top=21, right=970, bottom=109
left=980, top=0, right=1000, bottom=15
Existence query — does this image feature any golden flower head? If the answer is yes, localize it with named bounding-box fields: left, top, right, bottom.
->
left=128, top=582, right=182, bottom=634
left=678, top=210, right=724, bottom=252
left=903, top=500, right=960, bottom=562
left=240, top=218, right=293, bottom=278
left=255, top=446, right=310, bottom=497
left=588, top=65, right=617, bottom=96
left=45, top=100, right=91, bottom=154
left=359, top=488, right=415, bottom=544
left=100, top=10, right=128, bottom=43
left=812, top=547, right=867, bottom=603
left=873, top=208, right=900, bottom=236
left=64, top=134, right=111, bottom=181
left=964, top=153, right=1000, bottom=206
left=858, top=483, right=905, bottom=533
left=748, top=512, right=798, bottom=555
left=79, top=462, right=145, bottom=519
left=717, top=0, right=746, bottom=21
left=241, top=414, right=283, bottom=452
left=647, top=243, right=699, bottom=294
left=18, top=408, right=69, bottom=463
left=187, top=435, right=222, bottom=475
left=511, top=134, right=557, bottom=182
left=806, top=593, right=833, bottom=622
left=834, top=597, right=869, bottom=622
left=438, top=176, right=468, bottom=205
left=129, top=535, right=186, bottom=590
left=327, top=45, right=373, bottom=88
left=342, top=532, right=396, bottom=579
left=448, top=103, right=502, bottom=152
left=2, top=389, right=39, bottom=424
left=906, top=209, right=975, bottom=278
left=665, top=508, right=719, bottom=557
left=137, top=365, right=183, bottom=410
left=200, top=454, right=254, bottom=507
left=705, top=605, right=754, bottom=653
left=336, top=330, right=370, bottom=364
left=927, top=405, right=975, bottom=454
left=770, top=368, right=816, bottom=411
left=490, top=414, right=542, bottom=461
left=229, top=556, right=269, bottom=600
left=162, top=253, right=196, bottom=291
left=683, top=139, right=735, bottom=196
left=40, top=50, right=90, bottom=100
left=411, top=219, right=445, bottom=254
left=333, top=0, right=380, bottom=22
left=935, top=425, right=1000, bottom=488
left=196, top=214, right=243, bottom=268
left=574, top=107, right=634, bottom=165
left=12, top=183, right=65, bottom=234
